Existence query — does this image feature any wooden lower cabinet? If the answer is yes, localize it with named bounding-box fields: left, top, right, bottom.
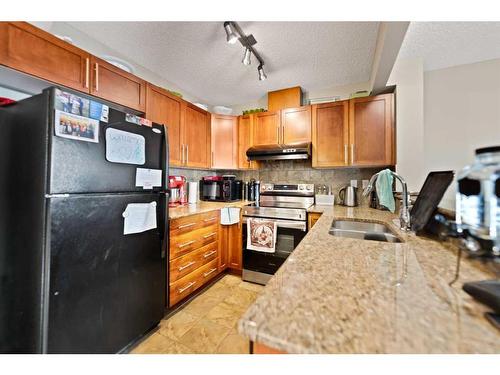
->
left=220, top=222, right=243, bottom=273
left=168, top=210, right=221, bottom=307
left=308, top=212, right=322, bottom=230
left=169, top=258, right=219, bottom=306
left=252, top=342, right=286, bottom=354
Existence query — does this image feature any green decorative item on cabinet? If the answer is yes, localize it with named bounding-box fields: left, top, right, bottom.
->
left=242, top=108, right=265, bottom=115
left=169, top=90, right=183, bottom=98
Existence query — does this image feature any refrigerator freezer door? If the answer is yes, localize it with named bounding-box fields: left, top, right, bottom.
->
left=45, top=193, right=165, bottom=353
left=49, top=107, right=165, bottom=194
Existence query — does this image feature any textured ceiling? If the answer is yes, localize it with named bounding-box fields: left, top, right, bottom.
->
left=398, top=22, right=500, bottom=71
left=65, top=22, right=379, bottom=106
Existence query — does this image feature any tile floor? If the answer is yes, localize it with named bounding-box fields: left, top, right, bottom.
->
left=131, top=274, right=264, bottom=354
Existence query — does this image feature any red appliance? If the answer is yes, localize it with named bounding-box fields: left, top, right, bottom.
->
left=168, top=176, right=187, bottom=207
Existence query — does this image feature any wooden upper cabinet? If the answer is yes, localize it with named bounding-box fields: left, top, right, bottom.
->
left=312, top=101, right=349, bottom=168
left=90, top=56, right=146, bottom=112
left=349, top=94, right=394, bottom=166
left=184, top=103, right=211, bottom=168
left=268, top=86, right=302, bottom=111
left=253, top=110, right=281, bottom=146
left=211, top=114, right=238, bottom=169
left=281, top=106, right=311, bottom=145
left=238, top=114, right=257, bottom=170
left=145, top=84, right=183, bottom=166
left=0, top=22, right=90, bottom=92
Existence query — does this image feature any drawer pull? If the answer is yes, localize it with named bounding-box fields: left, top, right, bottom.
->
left=203, top=268, right=217, bottom=278
left=178, top=222, right=196, bottom=229
left=178, top=240, right=196, bottom=248
left=203, top=232, right=217, bottom=239
left=203, top=250, right=217, bottom=258
left=178, top=261, right=196, bottom=271
left=203, top=217, right=217, bottom=222
left=178, top=281, right=196, bottom=294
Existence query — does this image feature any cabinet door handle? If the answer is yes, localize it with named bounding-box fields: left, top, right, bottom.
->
left=211, top=151, right=214, bottom=167
left=178, top=222, right=196, bottom=230
left=186, top=144, right=189, bottom=165
left=94, top=63, right=99, bottom=91
left=281, top=125, right=285, bottom=144
left=181, top=144, right=184, bottom=164
left=178, top=240, right=196, bottom=248
left=203, top=232, right=217, bottom=239
left=178, top=261, right=196, bottom=271
left=344, top=144, right=348, bottom=164
left=85, top=58, right=89, bottom=89
left=178, top=281, right=196, bottom=294
left=351, top=143, right=354, bottom=163
left=203, top=250, right=217, bottom=258
left=203, top=217, right=217, bottom=223
left=276, top=126, right=279, bottom=143
left=203, top=268, right=217, bottom=278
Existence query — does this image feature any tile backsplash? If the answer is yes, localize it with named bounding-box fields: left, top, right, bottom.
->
left=171, top=160, right=385, bottom=201
left=238, top=160, right=383, bottom=198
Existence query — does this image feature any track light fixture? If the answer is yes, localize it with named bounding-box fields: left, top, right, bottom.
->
left=258, top=64, right=267, bottom=81
left=242, top=47, right=252, bottom=66
left=223, top=21, right=268, bottom=81
left=224, top=22, right=238, bottom=44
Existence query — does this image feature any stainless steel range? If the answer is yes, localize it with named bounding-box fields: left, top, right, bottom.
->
left=242, top=183, right=315, bottom=285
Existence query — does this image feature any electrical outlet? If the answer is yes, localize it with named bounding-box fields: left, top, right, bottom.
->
left=350, top=179, right=358, bottom=188
left=362, top=179, right=369, bottom=189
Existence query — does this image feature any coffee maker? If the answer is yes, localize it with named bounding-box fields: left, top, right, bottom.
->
left=168, top=176, right=187, bottom=207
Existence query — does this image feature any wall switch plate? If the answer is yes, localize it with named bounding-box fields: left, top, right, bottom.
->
left=362, top=179, right=369, bottom=189
left=350, top=179, right=358, bottom=188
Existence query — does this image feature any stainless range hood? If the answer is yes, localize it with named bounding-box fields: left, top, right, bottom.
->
left=246, top=142, right=311, bottom=161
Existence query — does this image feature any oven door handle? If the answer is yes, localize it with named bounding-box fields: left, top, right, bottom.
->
left=243, top=217, right=307, bottom=231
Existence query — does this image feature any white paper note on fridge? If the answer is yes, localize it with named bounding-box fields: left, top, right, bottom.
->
left=122, top=201, right=157, bottom=235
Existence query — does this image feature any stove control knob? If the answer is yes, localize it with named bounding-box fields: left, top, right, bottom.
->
left=299, top=185, right=304, bottom=190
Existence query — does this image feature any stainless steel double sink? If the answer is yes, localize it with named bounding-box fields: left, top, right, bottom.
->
left=329, top=219, right=403, bottom=243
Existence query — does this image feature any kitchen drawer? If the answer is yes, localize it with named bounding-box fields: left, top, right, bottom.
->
left=169, top=241, right=218, bottom=282
left=170, top=224, right=219, bottom=259
left=169, top=258, right=219, bottom=306
left=170, top=211, right=220, bottom=236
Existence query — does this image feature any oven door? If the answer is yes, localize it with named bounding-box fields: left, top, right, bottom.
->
left=242, top=218, right=307, bottom=275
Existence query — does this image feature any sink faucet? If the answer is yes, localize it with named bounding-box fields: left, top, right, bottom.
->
left=363, top=171, right=411, bottom=231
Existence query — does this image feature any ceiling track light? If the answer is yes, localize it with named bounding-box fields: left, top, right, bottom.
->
left=242, top=47, right=252, bottom=66
left=224, top=22, right=238, bottom=44
left=258, top=64, right=267, bottom=81
left=223, top=21, right=268, bottom=81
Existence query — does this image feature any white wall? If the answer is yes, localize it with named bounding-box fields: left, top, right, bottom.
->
left=388, top=57, right=500, bottom=210
left=0, top=86, right=31, bottom=100
left=424, top=58, right=500, bottom=209
left=387, top=58, right=426, bottom=193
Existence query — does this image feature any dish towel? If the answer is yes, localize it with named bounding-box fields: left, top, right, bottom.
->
left=376, top=168, right=395, bottom=213
left=220, top=207, right=240, bottom=225
left=246, top=218, right=277, bottom=253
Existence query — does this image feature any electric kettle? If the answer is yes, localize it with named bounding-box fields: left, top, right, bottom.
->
left=338, top=185, right=358, bottom=207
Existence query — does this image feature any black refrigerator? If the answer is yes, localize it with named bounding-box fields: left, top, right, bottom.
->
left=0, top=87, right=169, bottom=353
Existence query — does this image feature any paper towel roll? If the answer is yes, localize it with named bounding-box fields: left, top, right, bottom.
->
left=188, top=181, right=198, bottom=204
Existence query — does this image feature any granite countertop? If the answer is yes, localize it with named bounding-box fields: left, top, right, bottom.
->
left=238, top=205, right=500, bottom=353
left=169, top=200, right=252, bottom=219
